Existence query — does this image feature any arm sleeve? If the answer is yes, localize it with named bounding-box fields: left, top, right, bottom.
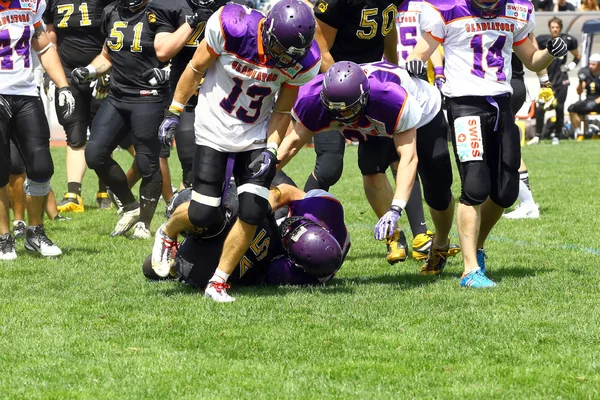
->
left=420, top=2, right=446, bottom=42
left=313, top=0, right=343, bottom=29
left=204, top=8, right=225, bottom=56
left=394, top=92, right=422, bottom=133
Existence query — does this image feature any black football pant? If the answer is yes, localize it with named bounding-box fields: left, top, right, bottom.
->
left=175, top=109, right=195, bottom=187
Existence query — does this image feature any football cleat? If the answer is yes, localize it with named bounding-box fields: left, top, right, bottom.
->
left=52, top=214, right=71, bottom=222
left=130, top=221, right=151, bottom=240
left=151, top=223, right=178, bottom=278
left=420, top=244, right=450, bottom=275
left=12, top=220, right=27, bottom=239
left=526, top=136, right=540, bottom=145
left=0, top=233, right=17, bottom=260
left=96, top=192, right=112, bottom=210
left=460, top=268, right=497, bottom=288
left=57, top=192, right=84, bottom=213
left=24, top=225, right=62, bottom=257
left=204, top=281, right=235, bottom=303
left=503, top=203, right=540, bottom=219
left=477, top=248, right=487, bottom=275
left=412, top=230, right=433, bottom=260
left=386, top=228, right=407, bottom=264
left=110, top=207, right=140, bottom=237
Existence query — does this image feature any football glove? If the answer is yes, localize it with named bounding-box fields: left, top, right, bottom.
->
left=248, top=147, right=279, bottom=180
left=560, top=61, right=577, bottom=72
left=91, top=74, right=110, bottom=99
left=71, top=67, right=95, bottom=85
left=42, top=72, right=54, bottom=101
left=434, top=74, right=446, bottom=91
left=546, top=37, right=568, bottom=58
left=405, top=59, right=425, bottom=77
left=537, top=82, right=557, bottom=111
left=55, top=87, right=76, bottom=125
left=158, top=109, right=180, bottom=147
left=0, top=94, right=12, bottom=123
left=141, top=67, right=170, bottom=87
left=374, top=205, right=403, bottom=240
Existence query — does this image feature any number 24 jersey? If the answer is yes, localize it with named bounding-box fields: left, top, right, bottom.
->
left=421, top=0, right=535, bottom=97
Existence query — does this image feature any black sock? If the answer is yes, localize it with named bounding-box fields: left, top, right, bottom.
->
left=304, top=173, right=327, bottom=192
left=67, top=182, right=82, bottom=196
left=98, top=160, right=137, bottom=206
left=97, top=178, right=107, bottom=193
left=139, top=171, right=162, bottom=226
left=405, top=175, right=428, bottom=236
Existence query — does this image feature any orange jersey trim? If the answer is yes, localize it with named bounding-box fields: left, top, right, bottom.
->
left=513, top=36, right=528, bottom=46
left=394, top=91, right=409, bottom=133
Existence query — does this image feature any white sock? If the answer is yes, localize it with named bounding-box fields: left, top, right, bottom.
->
left=517, top=179, right=535, bottom=206
left=210, top=268, right=230, bottom=284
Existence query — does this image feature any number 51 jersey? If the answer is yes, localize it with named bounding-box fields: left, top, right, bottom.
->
left=421, top=0, right=535, bottom=97
left=199, top=4, right=321, bottom=153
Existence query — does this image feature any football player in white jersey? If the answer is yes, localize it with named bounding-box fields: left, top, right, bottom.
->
left=0, top=0, right=75, bottom=260
left=406, top=0, right=567, bottom=288
left=151, top=0, right=321, bottom=302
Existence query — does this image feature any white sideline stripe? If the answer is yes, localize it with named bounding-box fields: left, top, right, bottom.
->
left=238, top=184, right=270, bottom=200
left=191, top=190, right=221, bottom=207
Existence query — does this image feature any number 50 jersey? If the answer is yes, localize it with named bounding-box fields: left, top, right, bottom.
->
left=421, top=0, right=535, bottom=97
left=198, top=4, right=321, bottom=153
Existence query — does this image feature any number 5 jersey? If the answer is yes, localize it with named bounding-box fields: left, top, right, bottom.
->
left=421, top=0, right=535, bottom=98
left=198, top=3, right=321, bottom=153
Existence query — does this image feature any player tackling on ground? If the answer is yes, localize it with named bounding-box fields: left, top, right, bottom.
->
left=406, top=0, right=567, bottom=288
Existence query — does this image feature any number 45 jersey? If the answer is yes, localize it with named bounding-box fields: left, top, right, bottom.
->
left=0, top=0, right=46, bottom=96
left=199, top=4, right=321, bottom=153
left=421, top=0, right=535, bottom=98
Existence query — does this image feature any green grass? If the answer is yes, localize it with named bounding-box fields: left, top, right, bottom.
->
left=1, top=141, right=600, bottom=399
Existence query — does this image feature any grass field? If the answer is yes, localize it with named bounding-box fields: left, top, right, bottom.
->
left=1, top=141, right=599, bottom=399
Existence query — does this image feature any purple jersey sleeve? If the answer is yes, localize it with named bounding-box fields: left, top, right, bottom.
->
left=292, top=74, right=336, bottom=132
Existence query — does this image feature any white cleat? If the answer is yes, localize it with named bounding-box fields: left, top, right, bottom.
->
left=503, top=203, right=540, bottom=219
left=204, top=281, right=235, bottom=302
left=0, top=233, right=17, bottom=260
left=111, top=207, right=140, bottom=237
left=526, top=136, right=540, bottom=145
left=151, top=224, right=177, bottom=278
left=130, top=222, right=152, bottom=239
left=24, top=225, right=62, bottom=257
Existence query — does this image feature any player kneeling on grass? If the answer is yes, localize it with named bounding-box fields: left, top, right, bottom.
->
left=278, top=61, right=460, bottom=276
left=143, top=174, right=350, bottom=288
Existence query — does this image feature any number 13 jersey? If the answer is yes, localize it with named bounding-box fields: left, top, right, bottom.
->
left=421, top=0, right=535, bottom=97
left=199, top=4, right=321, bottom=153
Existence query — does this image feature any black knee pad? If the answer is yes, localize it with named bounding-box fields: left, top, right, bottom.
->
left=460, top=163, right=490, bottom=206
left=85, top=142, right=107, bottom=171
left=423, top=185, right=452, bottom=211
left=65, top=120, right=88, bottom=148
left=238, top=191, right=269, bottom=225
left=188, top=198, right=225, bottom=231
left=314, top=153, right=344, bottom=188
left=134, top=152, right=160, bottom=180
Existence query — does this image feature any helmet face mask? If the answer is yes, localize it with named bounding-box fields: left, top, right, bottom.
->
left=320, top=62, right=370, bottom=124
left=117, top=0, right=145, bottom=10
left=188, top=0, right=219, bottom=11
left=469, top=0, right=506, bottom=19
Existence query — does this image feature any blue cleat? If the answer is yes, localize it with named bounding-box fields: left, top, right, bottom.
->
left=460, top=268, right=497, bottom=288
left=477, top=248, right=487, bottom=275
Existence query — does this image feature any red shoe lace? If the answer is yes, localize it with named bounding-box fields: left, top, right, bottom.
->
left=162, top=236, right=179, bottom=259
left=208, top=281, right=231, bottom=292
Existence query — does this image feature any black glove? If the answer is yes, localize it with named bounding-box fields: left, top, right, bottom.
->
left=55, top=87, right=76, bottom=125
left=0, top=94, right=12, bottom=123
left=546, top=37, right=568, bottom=58
left=186, top=8, right=212, bottom=29
left=71, top=67, right=94, bottom=85
left=405, top=59, right=425, bottom=78
left=248, top=148, right=279, bottom=181
left=141, top=67, right=170, bottom=87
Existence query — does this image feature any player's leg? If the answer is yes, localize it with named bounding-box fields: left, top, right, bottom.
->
left=128, top=101, right=164, bottom=239
left=447, top=97, right=496, bottom=288
left=175, top=110, right=196, bottom=188
left=504, top=158, right=540, bottom=219
left=89, top=95, right=113, bottom=209
left=416, top=111, right=458, bottom=275
left=0, top=115, right=16, bottom=260
left=11, top=97, right=61, bottom=257
left=553, top=84, right=568, bottom=142
left=8, top=140, right=26, bottom=238
left=304, top=130, right=345, bottom=191
left=153, top=145, right=229, bottom=277
left=159, top=149, right=173, bottom=203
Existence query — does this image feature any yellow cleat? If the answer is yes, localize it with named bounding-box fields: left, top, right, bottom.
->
left=56, top=193, right=84, bottom=213
left=420, top=245, right=450, bottom=276
left=96, top=192, right=112, bottom=210
left=412, top=230, right=434, bottom=260
left=386, top=228, right=408, bottom=264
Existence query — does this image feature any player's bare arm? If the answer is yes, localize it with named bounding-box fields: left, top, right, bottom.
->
left=576, top=80, right=585, bottom=95
left=45, top=23, right=57, bottom=46
left=266, top=85, right=299, bottom=148
left=32, top=24, right=68, bottom=88
left=154, top=28, right=195, bottom=62
left=268, top=183, right=306, bottom=210
left=383, top=22, right=399, bottom=65
left=429, top=45, right=444, bottom=69
left=172, top=38, right=217, bottom=106
left=314, top=18, right=337, bottom=72
left=406, top=32, right=438, bottom=63
left=514, top=36, right=561, bottom=72
left=88, top=45, right=113, bottom=76
left=277, top=120, right=315, bottom=169
left=391, top=126, right=417, bottom=206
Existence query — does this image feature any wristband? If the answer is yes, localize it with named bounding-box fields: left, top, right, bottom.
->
left=392, top=198, right=407, bottom=209
left=168, top=100, right=185, bottom=115
left=538, top=74, right=549, bottom=84
left=86, top=65, right=97, bottom=78
left=266, top=142, right=278, bottom=156
left=433, top=66, right=445, bottom=76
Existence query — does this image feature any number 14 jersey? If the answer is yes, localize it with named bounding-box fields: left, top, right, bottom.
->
left=421, top=0, right=535, bottom=97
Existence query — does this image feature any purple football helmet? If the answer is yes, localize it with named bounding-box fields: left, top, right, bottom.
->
left=262, top=0, right=316, bottom=68
left=320, top=61, right=370, bottom=124
left=280, top=216, right=342, bottom=278
left=469, top=0, right=507, bottom=19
